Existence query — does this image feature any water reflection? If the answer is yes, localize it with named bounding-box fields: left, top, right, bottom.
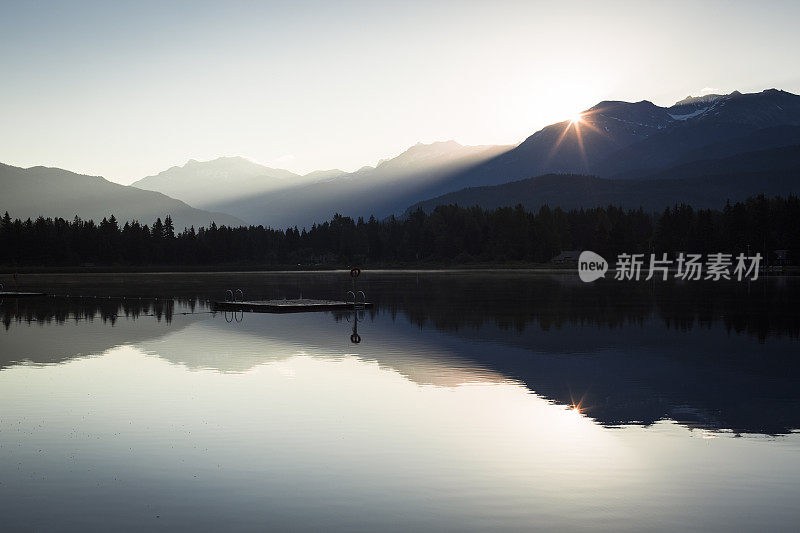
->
left=1, top=273, right=798, bottom=436
left=1, top=296, right=187, bottom=328
left=6, top=271, right=799, bottom=340
left=1, top=273, right=800, bottom=531
left=343, top=308, right=366, bottom=344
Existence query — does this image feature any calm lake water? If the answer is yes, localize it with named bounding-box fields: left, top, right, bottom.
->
left=1, top=271, right=799, bottom=531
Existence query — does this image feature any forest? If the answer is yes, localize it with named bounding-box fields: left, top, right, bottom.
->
left=1, top=194, right=798, bottom=267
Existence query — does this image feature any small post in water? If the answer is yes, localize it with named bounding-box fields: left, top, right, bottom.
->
left=350, top=267, right=361, bottom=310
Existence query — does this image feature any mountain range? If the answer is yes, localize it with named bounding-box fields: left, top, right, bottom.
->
left=205, top=141, right=512, bottom=228
left=132, top=157, right=339, bottom=209
left=3, top=88, right=800, bottom=229
left=408, top=145, right=800, bottom=215
left=420, top=89, right=800, bottom=191
left=128, top=143, right=512, bottom=228
left=0, top=163, right=244, bottom=230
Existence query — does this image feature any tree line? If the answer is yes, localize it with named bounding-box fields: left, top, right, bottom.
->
left=1, top=194, right=798, bottom=267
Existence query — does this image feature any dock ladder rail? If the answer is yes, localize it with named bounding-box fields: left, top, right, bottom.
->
left=346, top=290, right=367, bottom=310
left=225, top=289, right=246, bottom=302
left=225, top=310, right=244, bottom=323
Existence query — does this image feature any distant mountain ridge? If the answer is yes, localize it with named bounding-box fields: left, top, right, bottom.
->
left=204, top=140, right=514, bottom=228
left=0, top=163, right=244, bottom=230
left=407, top=144, right=800, bottom=215
left=197, top=88, right=799, bottom=228
left=427, top=89, right=800, bottom=193
left=132, top=156, right=306, bottom=208
left=301, top=169, right=347, bottom=181
left=9, top=88, right=800, bottom=231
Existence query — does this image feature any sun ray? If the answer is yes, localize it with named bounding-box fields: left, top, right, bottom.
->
left=545, top=108, right=609, bottom=172
left=548, top=120, right=574, bottom=158
left=576, top=125, right=588, bottom=170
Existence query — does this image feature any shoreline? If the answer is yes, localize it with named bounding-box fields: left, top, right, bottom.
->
left=0, top=263, right=573, bottom=274
left=2, top=265, right=796, bottom=275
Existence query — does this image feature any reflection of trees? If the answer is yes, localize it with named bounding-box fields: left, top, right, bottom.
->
left=363, top=274, right=800, bottom=435
left=1, top=297, right=190, bottom=329
left=653, top=279, right=800, bottom=342
left=365, top=275, right=800, bottom=342
left=14, top=272, right=799, bottom=341
left=3, top=274, right=799, bottom=435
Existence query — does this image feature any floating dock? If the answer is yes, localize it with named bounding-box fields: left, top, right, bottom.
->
left=212, top=298, right=372, bottom=313
left=0, top=291, right=46, bottom=298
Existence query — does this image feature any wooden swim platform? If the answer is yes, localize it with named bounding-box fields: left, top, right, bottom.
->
left=0, top=291, right=46, bottom=298
left=212, top=298, right=373, bottom=313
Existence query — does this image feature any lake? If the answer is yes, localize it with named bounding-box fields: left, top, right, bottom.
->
left=1, top=271, right=799, bottom=531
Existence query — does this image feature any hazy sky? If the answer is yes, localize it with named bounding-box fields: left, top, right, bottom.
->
left=2, top=0, right=799, bottom=184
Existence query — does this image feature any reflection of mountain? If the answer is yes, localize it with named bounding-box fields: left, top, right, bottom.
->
left=143, top=281, right=800, bottom=435
left=142, top=302, right=800, bottom=435
left=0, top=298, right=202, bottom=369
left=138, top=311, right=510, bottom=387
left=424, top=320, right=800, bottom=435
left=2, top=273, right=798, bottom=434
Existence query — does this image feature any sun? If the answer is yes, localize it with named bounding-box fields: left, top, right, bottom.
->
left=570, top=112, right=584, bottom=124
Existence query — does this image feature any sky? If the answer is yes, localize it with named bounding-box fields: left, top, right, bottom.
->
left=1, top=0, right=799, bottom=184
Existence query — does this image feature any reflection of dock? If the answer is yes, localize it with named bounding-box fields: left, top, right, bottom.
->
left=212, top=298, right=373, bottom=313
left=0, top=291, right=46, bottom=298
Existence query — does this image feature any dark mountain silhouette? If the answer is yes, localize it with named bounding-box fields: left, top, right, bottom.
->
left=0, top=163, right=244, bottom=229
left=636, top=144, right=800, bottom=180
left=409, top=90, right=800, bottom=195
left=408, top=144, right=800, bottom=214
left=591, top=90, right=800, bottom=177
left=12, top=88, right=799, bottom=230
left=612, top=124, right=800, bottom=178
left=120, top=89, right=799, bottom=229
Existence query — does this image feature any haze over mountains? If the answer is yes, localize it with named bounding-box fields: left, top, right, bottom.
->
left=409, top=145, right=800, bottom=215
left=404, top=89, right=800, bottom=214
left=131, top=141, right=512, bottom=228
left=132, top=157, right=332, bottom=209
left=0, top=163, right=244, bottom=230
left=130, top=88, right=800, bottom=228
left=210, top=141, right=513, bottom=228
left=3, top=88, right=800, bottom=229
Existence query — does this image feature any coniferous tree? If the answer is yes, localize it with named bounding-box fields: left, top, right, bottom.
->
left=1, top=197, right=798, bottom=267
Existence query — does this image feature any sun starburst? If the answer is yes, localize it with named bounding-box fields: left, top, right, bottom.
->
left=544, top=108, right=608, bottom=172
